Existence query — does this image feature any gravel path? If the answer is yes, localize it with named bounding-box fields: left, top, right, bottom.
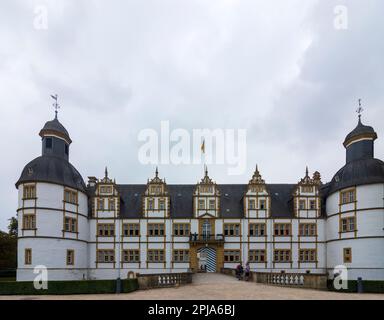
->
left=0, top=273, right=383, bottom=300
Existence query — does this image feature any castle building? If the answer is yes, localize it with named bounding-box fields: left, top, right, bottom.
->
left=15, top=111, right=384, bottom=282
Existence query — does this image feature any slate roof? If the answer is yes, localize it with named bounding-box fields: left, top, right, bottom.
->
left=16, top=155, right=87, bottom=192
left=39, top=118, right=72, bottom=143
left=87, top=183, right=314, bottom=219
left=328, top=158, right=384, bottom=195
left=343, top=118, right=377, bottom=146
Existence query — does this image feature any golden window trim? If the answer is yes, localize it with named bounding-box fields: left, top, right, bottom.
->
left=24, top=248, right=32, bottom=265
left=64, top=188, right=79, bottom=205
left=64, top=216, right=78, bottom=233
left=223, top=223, right=241, bottom=237
left=23, top=184, right=37, bottom=200
left=66, top=249, right=75, bottom=266
left=96, top=249, right=115, bottom=263
left=343, top=247, right=352, bottom=263
left=249, top=223, right=266, bottom=237
left=340, top=188, right=356, bottom=205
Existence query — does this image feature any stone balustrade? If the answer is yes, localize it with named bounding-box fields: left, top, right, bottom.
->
left=221, top=268, right=327, bottom=290
left=137, top=272, right=193, bottom=289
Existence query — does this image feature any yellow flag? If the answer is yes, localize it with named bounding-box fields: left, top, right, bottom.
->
left=201, top=139, right=205, bottom=154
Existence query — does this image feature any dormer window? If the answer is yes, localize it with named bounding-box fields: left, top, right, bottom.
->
left=159, top=199, right=165, bottom=210
left=209, top=199, right=215, bottom=210
left=259, top=199, right=266, bottom=210
left=148, top=199, right=154, bottom=210
left=198, top=199, right=205, bottom=210
left=249, top=199, right=256, bottom=209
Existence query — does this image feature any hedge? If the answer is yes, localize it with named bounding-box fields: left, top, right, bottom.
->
left=0, top=279, right=138, bottom=295
left=327, top=280, right=384, bottom=293
left=0, top=269, right=16, bottom=278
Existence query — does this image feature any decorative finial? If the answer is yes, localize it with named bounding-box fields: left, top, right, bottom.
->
left=51, top=94, right=60, bottom=119
left=204, top=164, right=208, bottom=177
left=356, top=98, right=364, bottom=121
left=155, top=166, right=158, bottom=177
left=105, top=166, right=108, bottom=178
left=255, top=164, right=259, bottom=174
left=305, top=166, right=309, bottom=177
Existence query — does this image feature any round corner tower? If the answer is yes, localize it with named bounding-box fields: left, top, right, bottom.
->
left=325, top=116, right=384, bottom=281
left=15, top=112, right=89, bottom=281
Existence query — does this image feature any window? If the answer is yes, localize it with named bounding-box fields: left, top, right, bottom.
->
left=299, top=223, right=317, bottom=236
left=309, top=200, right=316, bottom=210
left=98, top=199, right=104, bottom=210
left=249, top=223, right=266, bottom=237
left=97, top=223, right=115, bottom=237
left=299, top=200, right=306, bottom=210
left=341, top=189, right=356, bottom=204
left=251, top=185, right=264, bottom=193
left=343, top=248, right=352, bottom=263
left=299, top=249, right=316, bottom=262
left=23, top=185, right=36, bottom=199
left=173, top=250, right=190, bottom=263
left=249, top=250, right=266, bottom=263
left=97, top=250, right=115, bottom=263
left=123, top=223, right=140, bottom=237
left=159, top=199, right=165, bottom=210
left=109, top=199, right=116, bottom=211
left=259, top=199, right=266, bottom=210
left=249, top=199, right=256, bottom=209
left=23, top=214, right=36, bottom=230
left=150, top=186, right=161, bottom=194
left=64, top=189, right=78, bottom=204
left=148, top=199, right=154, bottom=210
left=173, top=223, right=190, bottom=236
left=148, top=223, right=165, bottom=236
left=201, top=186, right=213, bottom=193
left=64, top=217, right=77, bottom=233
left=273, top=250, right=291, bottom=263
left=274, top=223, right=291, bottom=236
left=198, top=199, right=205, bottom=210
left=224, top=250, right=241, bottom=263
left=209, top=199, right=215, bottom=210
left=302, top=186, right=314, bottom=193
left=147, top=249, right=164, bottom=263
left=122, top=250, right=140, bottom=263
left=341, top=217, right=356, bottom=233
left=100, top=186, right=112, bottom=194
left=25, top=248, right=32, bottom=265
left=45, top=137, right=52, bottom=149
left=224, top=224, right=241, bottom=236
left=66, top=250, right=74, bottom=265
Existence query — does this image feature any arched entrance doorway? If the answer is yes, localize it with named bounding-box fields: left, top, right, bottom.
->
left=197, top=247, right=216, bottom=272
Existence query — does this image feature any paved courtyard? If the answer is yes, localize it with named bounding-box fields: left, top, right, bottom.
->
left=0, top=273, right=383, bottom=300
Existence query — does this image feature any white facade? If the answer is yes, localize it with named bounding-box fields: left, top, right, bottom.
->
left=15, top=116, right=384, bottom=282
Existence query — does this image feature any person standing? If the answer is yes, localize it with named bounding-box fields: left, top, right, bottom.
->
left=245, top=262, right=251, bottom=281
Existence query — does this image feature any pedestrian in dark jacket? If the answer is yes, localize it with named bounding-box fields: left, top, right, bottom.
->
left=244, top=262, right=251, bottom=281
left=236, top=263, right=243, bottom=280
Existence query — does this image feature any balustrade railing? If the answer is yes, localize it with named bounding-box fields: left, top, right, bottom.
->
left=137, top=272, right=192, bottom=289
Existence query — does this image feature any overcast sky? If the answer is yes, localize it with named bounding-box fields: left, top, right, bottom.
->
left=0, top=0, right=383, bottom=231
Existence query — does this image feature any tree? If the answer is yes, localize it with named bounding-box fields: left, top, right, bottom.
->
left=0, top=217, right=18, bottom=271
left=8, top=217, right=18, bottom=237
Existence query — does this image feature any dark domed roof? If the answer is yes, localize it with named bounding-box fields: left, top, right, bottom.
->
left=16, top=155, right=86, bottom=192
left=39, top=118, right=72, bottom=144
left=328, top=158, right=384, bottom=194
left=343, top=118, right=377, bottom=147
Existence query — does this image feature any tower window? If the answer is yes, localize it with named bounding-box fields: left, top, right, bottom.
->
left=46, top=138, right=52, bottom=149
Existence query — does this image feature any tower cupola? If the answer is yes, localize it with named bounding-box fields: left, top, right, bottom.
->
left=39, top=95, right=71, bottom=161
left=343, top=102, right=377, bottom=163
